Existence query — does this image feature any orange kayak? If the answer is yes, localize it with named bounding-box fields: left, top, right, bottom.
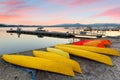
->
left=96, top=40, right=111, bottom=46
left=72, top=39, right=111, bottom=48
left=83, top=41, right=105, bottom=48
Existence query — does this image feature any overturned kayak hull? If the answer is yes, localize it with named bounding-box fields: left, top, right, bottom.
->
left=2, top=54, right=74, bottom=76
left=55, top=45, right=113, bottom=66
left=56, top=44, right=120, bottom=56
left=47, top=48, right=70, bottom=58
left=72, top=39, right=111, bottom=47
left=33, top=50, right=82, bottom=73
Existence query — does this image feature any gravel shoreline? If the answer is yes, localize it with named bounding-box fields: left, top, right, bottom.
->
left=0, top=38, right=120, bottom=80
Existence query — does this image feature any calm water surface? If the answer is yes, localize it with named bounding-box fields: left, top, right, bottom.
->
left=0, top=27, right=79, bottom=55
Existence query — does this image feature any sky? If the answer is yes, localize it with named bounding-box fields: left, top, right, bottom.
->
left=0, top=0, right=120, bottom=25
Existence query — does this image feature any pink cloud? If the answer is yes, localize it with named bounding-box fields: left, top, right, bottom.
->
left=70, top=0, right=101, bottom=6
left=0, top=0, right=39, bottom=24
left=44, top=0, right=69, bottom=5
left=0, top=0, right=26, bottom=16
left=45, top=0, right=105, bottom=6
left=95, top=7, right=120, bottom=19
left=44, top=18, right=76, bottom=25
left=0, top=0, right=31, bottom=12
left=0, top=0, right=24, bottom=6
left=0, top=13, right=23, bottom=24
left=0, top=8, right=40, bottom=25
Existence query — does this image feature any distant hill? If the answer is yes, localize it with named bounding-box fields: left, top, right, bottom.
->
left=0, top=23, right=120, bottom=27
left=0, top=24, right=42, bottom=27
left=87, top=23, right=120, bottom=27
left=53, top=23, right=84, bottom=27
left=54, top=23, right=120, bottom=27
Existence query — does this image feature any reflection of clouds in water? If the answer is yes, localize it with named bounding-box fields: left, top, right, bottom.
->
left=0, top=27, right=71, bottom=54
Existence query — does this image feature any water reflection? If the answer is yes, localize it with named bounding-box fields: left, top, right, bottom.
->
left=7, top=27, right=74, bottom=38
left=10, top=32, right=44, bottom=38
left=0, top=27, right=80, bottom=54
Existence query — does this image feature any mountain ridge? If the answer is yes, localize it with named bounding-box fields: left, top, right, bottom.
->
left=0, top=23, right=120, bottom=27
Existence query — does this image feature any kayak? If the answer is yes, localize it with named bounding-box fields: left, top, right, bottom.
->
left=72, top=40, right=90, bottom=45
left=72, top=39, right=111, bottom=47
left=47, top=48, right=70, bottom=58
left=83, top=41, right=105, bottom=47
left=2, top=54, right=74, bottom=76
left=86, top=39, right=111, bottom=47
left=33, top=50, right=82, bottom=73
left=56, top=44, right=120, bottom=56
left=73, top=39, right=111, bottom=45
left=97, top=39, right=111, bottom=46
left=73, top=40, right=105, bottom=47
left=55, top=45, right=113, bottom=66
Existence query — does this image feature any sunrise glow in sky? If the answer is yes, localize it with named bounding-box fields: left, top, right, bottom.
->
left=0, top=0, right=120, bottom=25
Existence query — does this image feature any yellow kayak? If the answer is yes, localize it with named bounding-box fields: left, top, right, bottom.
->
left=56, top=44, right=120, bottom=56
left=47, top=48, right=70, bottom=58
left=55, top=45, right=113, bottom=66
left=33, top=50, right=82, bottom=73
left=2, top=54, right=74, bottom=76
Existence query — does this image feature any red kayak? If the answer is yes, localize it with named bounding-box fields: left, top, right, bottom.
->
left=72, top=39, right=111, bottom=48
left=72, top=40, right=91, bottom=45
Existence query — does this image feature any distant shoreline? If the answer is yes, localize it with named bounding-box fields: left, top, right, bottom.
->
left=0, top=23, right=120, bottom=28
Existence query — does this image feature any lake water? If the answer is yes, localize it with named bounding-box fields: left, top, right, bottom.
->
left=0, top=27, right=80, bottom=55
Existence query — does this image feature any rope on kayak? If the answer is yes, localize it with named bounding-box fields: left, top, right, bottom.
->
left=8, top=63, right=37, bottom=80
left=19, top=67, right=37, bottom=80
